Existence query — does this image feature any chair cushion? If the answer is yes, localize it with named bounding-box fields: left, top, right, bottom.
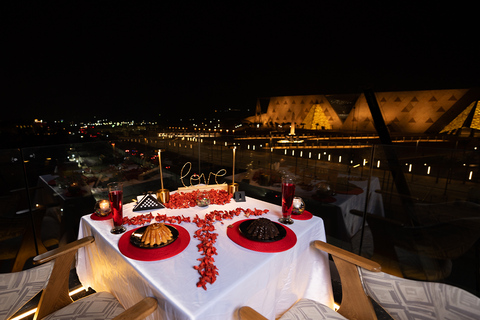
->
left=279, top=299, right=347, bottom=320
left=360, top=268, right=480, bottom=320
left=41, top=292, right=125, bottom=320
left=0, top=261, right=53, bottom=320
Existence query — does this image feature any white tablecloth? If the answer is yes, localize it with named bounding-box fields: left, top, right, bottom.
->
left=76, top=196, right=333, bottom=320
left=334, top=176, right=384, bottom=237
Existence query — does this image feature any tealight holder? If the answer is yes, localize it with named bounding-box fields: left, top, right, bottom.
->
left=228, top=182, right=239, bottom=195
left=196, top=192, right=210, bottom=207
left=156, top=188, right=170, bottom=204
left=292, top=196, right=305, bottom=215
left=94, top=199, right=111, bottom=217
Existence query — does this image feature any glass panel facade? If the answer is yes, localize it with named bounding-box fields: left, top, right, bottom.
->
left=1, top=134, right=478, bottom=298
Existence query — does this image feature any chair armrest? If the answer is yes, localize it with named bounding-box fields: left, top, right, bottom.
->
left=33, top=236, right=95, bottom=265
left=10, top=186, right=44, bottom=193
left=33, top=236, right=96, bottom=319
left=16, top=205, right=46, bottom=215
left=238, top=306, right=268, bottom=320
left=349, top=209, right=406, bottom=227
left=314, top=240, right=381, bottom=272
left=314, top=240, right=381, bottom=320
left=374, top=189, right=421, bottom=201
left=113, top=297, right=158, bottom=320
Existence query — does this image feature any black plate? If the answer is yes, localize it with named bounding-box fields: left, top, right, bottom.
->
left=238, top=219, right=287, bottom=242
left=130, top=224, right=179, bottom=249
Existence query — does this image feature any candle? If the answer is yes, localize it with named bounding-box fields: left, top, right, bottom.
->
left=99, top=200, right=109, bottom=211
left=158, top=150, right=164, bottom=190
left=95, top=199, right=111, bottom=217
left=232, top=147, right=236, bottom=184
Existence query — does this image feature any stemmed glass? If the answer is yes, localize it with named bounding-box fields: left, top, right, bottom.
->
left=108, top=182, right=126, bottom=234
left=279, top=175, right=295, bottom=224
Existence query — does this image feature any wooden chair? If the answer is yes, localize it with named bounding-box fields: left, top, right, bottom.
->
left=351, top=209, right=480, bottom=281
left=240, top=240, right=480, bottom=320
left=319, top=240, right=480, bottom=320
left=238, top=240, right=381, bottom=320
left=0, top=236, right=157, bottom=320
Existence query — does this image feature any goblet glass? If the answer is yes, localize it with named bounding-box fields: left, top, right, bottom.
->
left=108, top=182, right=126, bottom=234
left=279, top=175, right=295, bottom=224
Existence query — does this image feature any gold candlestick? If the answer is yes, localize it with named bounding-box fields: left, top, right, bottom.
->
left=228, top=146, right=238, bottom=194
left=156, top=149, right=170, bottom=203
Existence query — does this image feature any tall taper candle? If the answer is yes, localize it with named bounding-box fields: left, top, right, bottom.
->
left=232, top=147, right=236, bottom=184
left=158, top=150, right=164, bottom=190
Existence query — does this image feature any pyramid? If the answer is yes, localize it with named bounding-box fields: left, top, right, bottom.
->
left=440, top=101, right=480, bottom=133
left=303, top=104, right=332, bottom=130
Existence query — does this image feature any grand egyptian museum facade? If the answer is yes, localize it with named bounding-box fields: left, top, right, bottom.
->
left=247, top=88, right=480, bottom=136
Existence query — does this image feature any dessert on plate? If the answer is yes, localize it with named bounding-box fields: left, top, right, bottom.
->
left=141, top=223, right=173, bottom=247
left=246, top=218, right=279, bottom=240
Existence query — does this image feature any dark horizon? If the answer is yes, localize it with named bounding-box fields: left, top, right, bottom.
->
left=3, top=2, right=479, bottom=123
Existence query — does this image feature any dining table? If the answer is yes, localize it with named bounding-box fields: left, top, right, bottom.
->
left=328, top=176, right=384, bottom=237
left=76, top=194, right=334, bottom=320
left=36, top=174, right=97, bottom=241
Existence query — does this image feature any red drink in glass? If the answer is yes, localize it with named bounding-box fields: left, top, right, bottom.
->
left=108, top=182, right=126, bottom=234
left=109, top=190, right=123, bottom=226
left=279, top=176, right=295, bottom=224
left=281, top=183, right=295, bottom=217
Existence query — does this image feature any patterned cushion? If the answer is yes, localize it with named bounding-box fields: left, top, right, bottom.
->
left=0, top=261, right=53, bottom=320
left=360, top=268, right=480, bottom=320
left=279, top=299, right=347, bottom=320
left=41, top=292, right=125, bottom=320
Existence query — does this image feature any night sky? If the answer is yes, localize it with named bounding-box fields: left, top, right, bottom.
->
left=3, top=2, right=479, bottom=123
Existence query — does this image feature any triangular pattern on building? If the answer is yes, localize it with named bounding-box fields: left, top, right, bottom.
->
left=440, top=101, right=480, bottom=133
left=244, top=89, right=473, bottom=134
left=303, top=104, right=332, bottom=129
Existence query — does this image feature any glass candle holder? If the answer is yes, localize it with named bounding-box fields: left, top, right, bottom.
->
left=196, top=192, right=210, bottom=207
left=292, top=197, right=305, bottom=215
left=94, top=199, right=111, bottom=217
